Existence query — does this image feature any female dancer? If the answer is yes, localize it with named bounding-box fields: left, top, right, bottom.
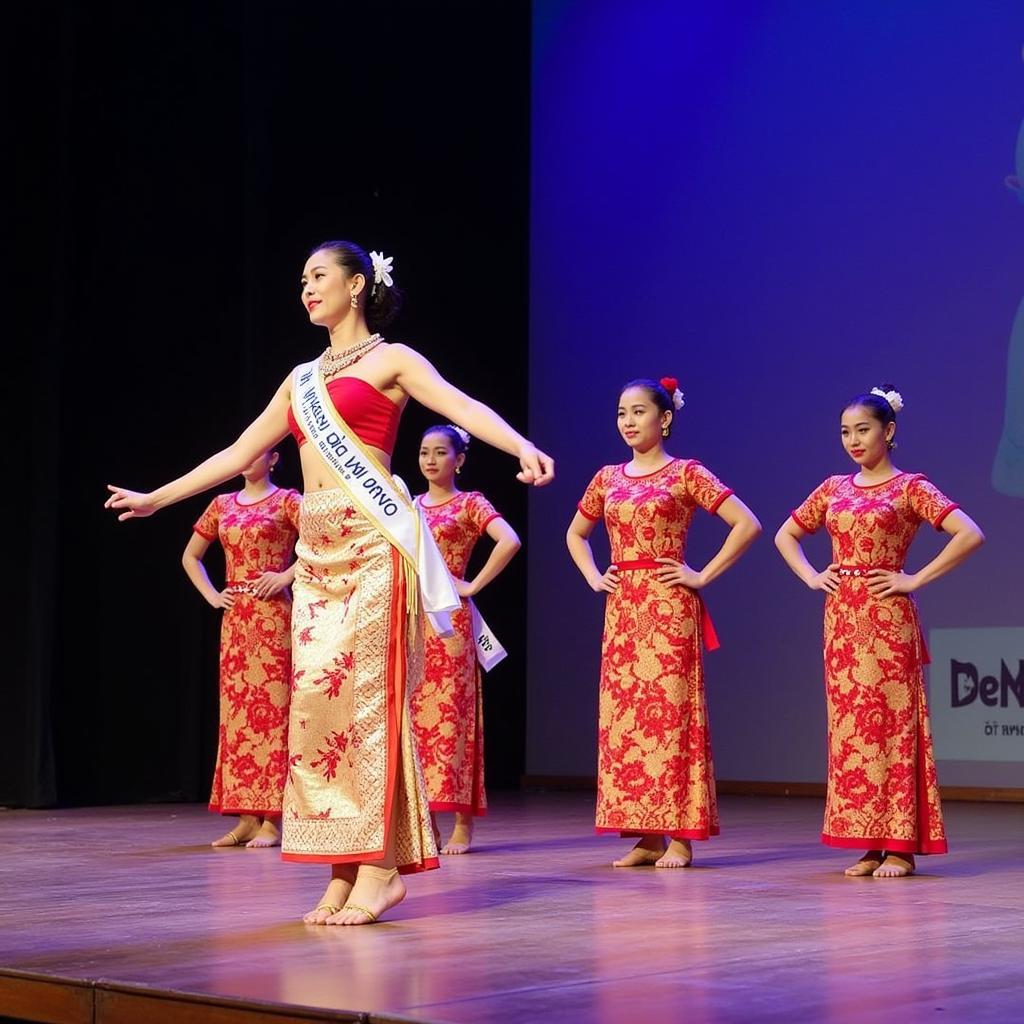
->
left=411, top=425, right=521, bottom=854
left=566, top=378, right=760, bottom=868
left=106, top=241, right=554, bottom=924
left=182, top=449, right=300, bottom=849
left=775, top=385, right=984, bottom=878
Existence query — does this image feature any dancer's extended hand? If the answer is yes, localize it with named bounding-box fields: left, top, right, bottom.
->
left=866, top=568, right=917, bottom=598
left=516, top=444, right=555, bottom=486
left=252, top=571, right=290, bottom=599
left=589, top=567, right=620, bottom=594
left=104, top=485, right=157, bottom=521
left=654, top=558, right=703, bottom=589
left=809, top=563, right=840, bottom=594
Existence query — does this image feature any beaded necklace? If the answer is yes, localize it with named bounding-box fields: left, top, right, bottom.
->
left=321, top=333, right=384, bottom=379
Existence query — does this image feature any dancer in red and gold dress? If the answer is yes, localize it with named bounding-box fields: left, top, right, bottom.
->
left=567, top=378, right=761, bottom=868
left=107, top=240, right=553, bottom=925
left=775, top=385, right=984, bottom=878
left=411, top=425, right=521, bottom=854
left=184, top=450, right=300, bottom=849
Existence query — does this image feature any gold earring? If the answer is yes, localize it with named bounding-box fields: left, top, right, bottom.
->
left=661, top=426, right=670, bottom=438
left=351, top=293, right=359, bottom=309
left=455, top=466, right=461, bottom=475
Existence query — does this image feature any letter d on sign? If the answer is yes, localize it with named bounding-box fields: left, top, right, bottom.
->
left=951, top=659, right=978, bottom=708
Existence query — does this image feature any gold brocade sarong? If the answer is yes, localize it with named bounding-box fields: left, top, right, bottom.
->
left=281, top=489, right=439, bottom=872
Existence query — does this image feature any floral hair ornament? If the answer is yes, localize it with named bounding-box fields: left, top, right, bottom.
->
left=448, top=424, right=471, bottom=447
left=368, top=250, right=394, bottom=295
left=660, top=376, right=685, bottom=411
left=870, top=387, right=904, bottom=414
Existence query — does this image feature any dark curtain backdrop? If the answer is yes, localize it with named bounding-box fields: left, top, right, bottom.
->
left=6, top=1, right=531, bottom=808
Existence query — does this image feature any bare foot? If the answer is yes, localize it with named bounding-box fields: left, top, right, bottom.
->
left=655, top=838, right=692, bottom=868
left=844, top=850, right=884, bottom=876
left=302, top=866, right=357, bottom=925
left=246, top=819, right=280, bottom=849
left=327, top=865, right=406, bottom=926
left=873, top=854, right=915, bottom=878
left=613, top=837, right=665, bottom=867
left=442, top=816, right=473, bottom=855
left=212, top=815, right=259, bottom=848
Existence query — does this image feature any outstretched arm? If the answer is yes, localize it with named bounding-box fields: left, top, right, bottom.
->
left=106, top=376, right=293, bottom=520
left=392, top=345, right=554, bottom=486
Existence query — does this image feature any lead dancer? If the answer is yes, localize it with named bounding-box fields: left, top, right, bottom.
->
left=106, top=241, right=554, bottom=924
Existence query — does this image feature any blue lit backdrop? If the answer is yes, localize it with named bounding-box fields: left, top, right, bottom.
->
left=527, top=0, right=1024, bottom=788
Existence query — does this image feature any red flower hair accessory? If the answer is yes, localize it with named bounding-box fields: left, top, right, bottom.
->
left=659, top=377, right=685, bottom=411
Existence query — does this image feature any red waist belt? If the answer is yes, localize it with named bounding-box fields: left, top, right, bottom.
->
left=614, top=559, right=720, bottom=651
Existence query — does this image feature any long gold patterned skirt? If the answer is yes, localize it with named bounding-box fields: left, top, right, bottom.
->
left=209, top=586, right=291, bottom=816
left=410, top=600, right=487, bottom=815
left=281, top=489, right=438, bottom=872
left=821, top=581, right=946, bottom=854
left=596, top=565, right=719, bottom=840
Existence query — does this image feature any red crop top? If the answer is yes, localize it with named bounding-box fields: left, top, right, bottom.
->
left=288, top=377, right=402, bottom=456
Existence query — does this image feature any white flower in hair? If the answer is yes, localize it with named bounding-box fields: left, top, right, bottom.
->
left=671, top=388, right=685, bottom=411
left=369, top=250, right=394, bottom=289
left=449, top=424, right=471, bottom=446
left=870, top=387, right=904, bottom=414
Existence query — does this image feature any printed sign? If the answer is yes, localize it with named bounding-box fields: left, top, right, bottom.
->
left=929, top=628, right=1024, bottom=764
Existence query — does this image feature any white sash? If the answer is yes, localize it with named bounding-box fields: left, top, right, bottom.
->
left=470, top=601, right=508, bottom=673
left=291, top=358, right=459, bottom=634
left=414, top=494, right=509, bottom=674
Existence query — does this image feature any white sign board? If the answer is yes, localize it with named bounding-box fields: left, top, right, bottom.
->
left=928, top=627, right=1024, bottom=765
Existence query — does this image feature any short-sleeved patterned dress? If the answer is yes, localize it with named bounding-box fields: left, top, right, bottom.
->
left=791, top=472, right=959, bottom=854
left=193, top=487, right=302, bottom=817
left=578, top=458, right=734, bottom=839
left=410, top=491, right=502, bottom=816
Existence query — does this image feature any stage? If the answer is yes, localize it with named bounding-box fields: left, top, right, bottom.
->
left=1, top=792, right=1022, bottom=1023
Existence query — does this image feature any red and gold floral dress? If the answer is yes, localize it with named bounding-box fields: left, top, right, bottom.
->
left=578, top=458, right=734, bottom=840
left=410, top=491, right=502, bottom=816
left=193, top=487, right=301, bottom=817
left=791, top=472, right=959, bottom=854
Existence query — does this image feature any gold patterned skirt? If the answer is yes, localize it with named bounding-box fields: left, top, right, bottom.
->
left=596, top=566, right=719, bottom=840
left=410, top=600, right=487, bottom=816
left=209, top=586, right=291, bottom=816
left=281, top=489, right=438, bottom=872
left=821, top=581, right=946, bottom=854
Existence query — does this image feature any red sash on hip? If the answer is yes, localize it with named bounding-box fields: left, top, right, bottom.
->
left=614, top=558, right=720, bottom=652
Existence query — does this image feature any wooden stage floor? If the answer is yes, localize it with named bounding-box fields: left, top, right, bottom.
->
left=1, top=793, right=1022, bottom=1023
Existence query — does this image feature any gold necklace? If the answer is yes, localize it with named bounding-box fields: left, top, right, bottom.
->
left=321, top=333, right=383, bottom=379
